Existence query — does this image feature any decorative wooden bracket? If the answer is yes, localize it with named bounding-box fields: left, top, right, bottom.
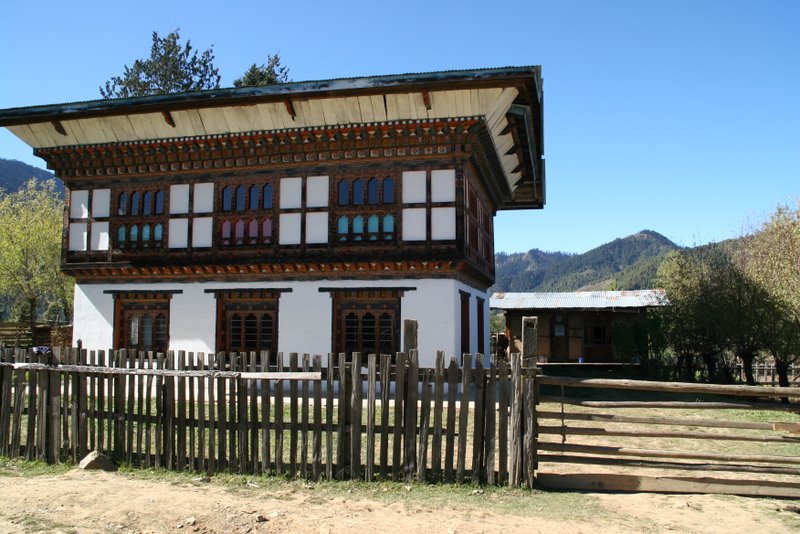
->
left=285, top=98, right=296, bottom=120
left=51, top=120, right=67, bottom=136
left=162, top=111, right=176, bottom=128
left=421, top=91, right=432, bottom=110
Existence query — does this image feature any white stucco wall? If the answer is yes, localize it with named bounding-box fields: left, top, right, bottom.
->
left=72, top=278, right=490, bottom=368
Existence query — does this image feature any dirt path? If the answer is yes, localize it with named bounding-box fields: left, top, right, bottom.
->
left=0, top=469, right=798, bottom=533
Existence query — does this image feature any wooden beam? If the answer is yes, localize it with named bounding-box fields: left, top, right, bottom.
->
left=285, top=98, right=297, bottom=120
left=421, top=91, right=431, bottom=110
left=51, top=120, right=67, bottom=136
left=162, top=111, right=176, bottom=128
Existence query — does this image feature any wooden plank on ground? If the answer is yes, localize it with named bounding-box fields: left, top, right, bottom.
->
left=536, top=472, right=800, bottom=498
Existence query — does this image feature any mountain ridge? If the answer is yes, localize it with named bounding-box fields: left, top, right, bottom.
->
left=493, top=230, right=680, bottom=292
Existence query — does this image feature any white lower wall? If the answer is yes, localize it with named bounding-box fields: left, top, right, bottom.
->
left=72, top=277, right=491, bottom=368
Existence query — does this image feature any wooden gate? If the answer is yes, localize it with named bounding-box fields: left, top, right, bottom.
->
left=533, top=375, right=800, bottom=497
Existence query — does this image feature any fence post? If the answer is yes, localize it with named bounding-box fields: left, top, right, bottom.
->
left=403, top=320, right=418, bottom=354
left=521, top=316, right=538, bottom=489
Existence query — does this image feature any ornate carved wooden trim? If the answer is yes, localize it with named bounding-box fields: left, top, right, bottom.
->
left=36, top=118, right=481, bottom=179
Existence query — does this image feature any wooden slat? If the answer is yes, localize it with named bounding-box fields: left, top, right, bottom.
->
left=216, top=353, right=227, bottom=472
left=539, top=442, right=800, bottom=465
left=392, top=352, right=406, bottom=481
left=484, top=356, right=497, bottom=485
left=289, top=353, right=299, bottom=477
left=538, top=396, right=800, bottom=412
left=301, top=354, right=310, bottom=479
left=536, top=473, right=800, bottom=499
left=336, top=353, right=346, bottom=480
left=417, top=370, right=432, bottom=483
left=538, top=425, right=800, bottom=443
left=26, top=361, right=38, bottom=460
left=509, top=354, right=522, bottom=487
left=312, top=355, right=322, bottom=481
left=431, top=352, right=444, bottom=481
left=0, top=366, right=13, bottom=456
left=350, top=352, right=362, bottom=481
left=404, top=350, right=419, bottom=481
left=325, top=353, right=334, bottom=481
left=379, top=354, right=391, bottom=479
left=444, top=357, right=458, bottom=483
left=366, top=353, right=377, bottom=482
left=538, top=375, right=800, bottom=399
left=260, top=352, right=271, bottom=474
left=177, top=351, right=187, bottom=471
left=274, top=354, right=284, bottom=476
left=471, top=355, right=485, bottom=484
left=456, top=354, right=472, bottom=483
left=10, top=369, right=24, bottom=458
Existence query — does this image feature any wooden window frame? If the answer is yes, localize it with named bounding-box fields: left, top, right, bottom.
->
left=323, top=287, right=413, bottom=362
left=112, top=187, right=169, bottom=251
left=208, top=288, right=289, bottom=364
left=107, top=290, right=179, bottom=353
left=335, top=174, right=398, bottom=243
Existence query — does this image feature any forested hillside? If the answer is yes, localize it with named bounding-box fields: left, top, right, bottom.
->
left=493, top=230, right=680, bottom=292
left=0, top=158, right=62, bottom=195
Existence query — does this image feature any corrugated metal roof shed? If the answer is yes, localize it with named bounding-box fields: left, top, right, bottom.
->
left=490, top=290, right=668, bottom=310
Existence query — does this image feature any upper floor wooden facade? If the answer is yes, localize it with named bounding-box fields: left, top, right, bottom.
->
left=0, top=67, right=546, bottom=289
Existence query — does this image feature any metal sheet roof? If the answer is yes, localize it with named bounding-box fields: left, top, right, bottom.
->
left=490, top=290, right=668, bottom=310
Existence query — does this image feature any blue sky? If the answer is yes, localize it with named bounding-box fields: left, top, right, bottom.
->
left=0, top=0, right=797, bottom=254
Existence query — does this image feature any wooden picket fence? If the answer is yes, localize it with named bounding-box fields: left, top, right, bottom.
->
left=0, top=347, right=536, bottom=487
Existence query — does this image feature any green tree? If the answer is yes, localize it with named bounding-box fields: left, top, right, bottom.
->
left=100, top=29, right=221, bottom=98
left=744, top=202, right=800, bottom=387
left=0, top=179, right=74, bottom=332
left=233, top=54, right=290, bottom=87
left=655, top=249, right=734, bottom=382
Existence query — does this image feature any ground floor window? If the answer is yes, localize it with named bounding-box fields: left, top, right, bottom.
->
left=109, top=291, right=177, bottom=353
left=209, top=289, right=286, bottom=365
left=326, top=289, right=406, bottom=361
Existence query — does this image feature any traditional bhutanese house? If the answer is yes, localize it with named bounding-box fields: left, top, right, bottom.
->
left=0, top=67, right=545, bottom=367
left=490, top=290, right=666, bottom=362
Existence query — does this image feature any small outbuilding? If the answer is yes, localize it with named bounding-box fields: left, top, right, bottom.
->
left=490, top=290, right=667, bottom=362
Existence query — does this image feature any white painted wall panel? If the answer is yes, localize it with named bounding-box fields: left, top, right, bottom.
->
left=305, top=212, right=328, bottom=244
left=280, top=177, right=303, bottom=209
left=431, top=207, right=456, bottom=240
left=170, top=184, right=190, bottom=214
left=72, top=284, right=114, bottom=348
left=70, top=190, right=89, bottom=219
left=431, top=169, right=456, bottom=202
left=71, top=278, right=480, bottom=368
left=90, top=222, right=109, bottom=251
left=168, top=219, right=188, bottom=248
left=402, top=208, right=427, bottom=241
left=69, top=223, right=87, bottom=251
left=169, top=285, right=216, bottom=354
left=279, top=213, right=302, bottom=245
left=92, top=189, right=111, bottom=218
left=306, top=176, right=329, bottom=207
left=193, top=183, right=214, bottom=213
left=192, top=217, right=213, bottom=247
left=402, top=171, right=426, bottom=204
